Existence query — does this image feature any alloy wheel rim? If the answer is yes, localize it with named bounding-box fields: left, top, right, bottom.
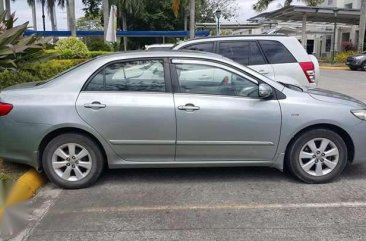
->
left=299, top=138, right=339, bottom=177
left=52, top=143, right=92, bottom=182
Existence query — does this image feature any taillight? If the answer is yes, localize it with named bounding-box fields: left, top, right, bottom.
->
left=299, top=62, right=315, bottom=83
left=0, top=102, right=13, bottom=116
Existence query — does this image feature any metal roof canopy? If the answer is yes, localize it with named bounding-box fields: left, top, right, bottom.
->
left=248, top=6, right=361, bottom=25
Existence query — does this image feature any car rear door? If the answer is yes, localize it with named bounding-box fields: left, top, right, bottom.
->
left=217, top=40, right=275, bottom=80
left=171, top=58, right=281, bottom=162
left=76, top=58, right=176, bottom=162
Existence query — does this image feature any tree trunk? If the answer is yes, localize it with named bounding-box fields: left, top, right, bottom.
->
left=103, top=0, right=109, bottom=42
left=122, top=13, right=127, bottom=51
left=0, top=0, right=4, bottom=13
left=4, top=0, right=10, bottom=18
left=49, top=5, right=58, bottom=42
left=31, top=1, right=37, bottom=30
left=68, top=0, right=76, bottom=36
left=189, top=0, right=195, bottom=39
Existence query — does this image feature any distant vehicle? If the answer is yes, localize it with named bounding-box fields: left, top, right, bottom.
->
left=145, top=44, right=174, bottom=51
left=173, top=35, right=319, bottom=88
left=1, top=51, right=366, bottom=188
left=346, top=52, right=366, bottom=71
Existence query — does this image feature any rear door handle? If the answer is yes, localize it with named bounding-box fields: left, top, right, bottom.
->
left=258, top=70, right=269, bottom=75
left=84, top=101, right=106, bottom=109
left=178, top=104, right=200, bottom=111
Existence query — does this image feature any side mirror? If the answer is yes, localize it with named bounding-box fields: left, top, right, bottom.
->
left=258, top=83, right=273, bottom=99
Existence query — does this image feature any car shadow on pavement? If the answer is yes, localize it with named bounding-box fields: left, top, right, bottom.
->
left=97, top=166, right=298, bottom=186
left=94, top=163, right=366, bottom=187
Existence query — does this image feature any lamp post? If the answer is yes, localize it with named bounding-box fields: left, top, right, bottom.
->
left=215, top=9, right=222, bottom=36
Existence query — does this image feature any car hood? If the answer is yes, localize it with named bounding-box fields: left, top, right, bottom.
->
left=307, top=88, right=366, bottom=107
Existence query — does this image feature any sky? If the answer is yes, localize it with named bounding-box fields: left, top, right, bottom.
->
left=9, top=0, right=296, bottom=30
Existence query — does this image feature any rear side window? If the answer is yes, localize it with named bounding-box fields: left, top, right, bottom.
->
left=85, top=60, right=166, bottom=92
left=182, top=43, right=215, bottom=53
left=219, top=41, right=249, bottom=65
left=218, top=41, right=266, bottom=66
left=259, top=40, right=297, bottom=64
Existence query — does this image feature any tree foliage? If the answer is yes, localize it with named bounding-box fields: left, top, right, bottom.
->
left=253, top=0, right=324, bottom=12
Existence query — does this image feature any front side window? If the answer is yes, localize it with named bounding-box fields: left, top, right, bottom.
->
left=182, top=43, right=215, bottom=53
left=85, top=60, right=166, bottom=92
left=259, top=40, right=297, bottom=64
left=175, top=63, right=258, bottom=97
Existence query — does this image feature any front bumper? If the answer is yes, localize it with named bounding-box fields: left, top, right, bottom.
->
left=348, top=121, right=366, bottom=164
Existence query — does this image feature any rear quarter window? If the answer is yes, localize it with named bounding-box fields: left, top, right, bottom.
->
left=181, top=42, right=215, bottom=53
left=259, top=40, right=297, bottom=64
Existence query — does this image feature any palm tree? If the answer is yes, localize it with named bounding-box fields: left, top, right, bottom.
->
left=253, top=0, right=324, bottom=12
left=171, top=0, right=195, bottom=38
left=112, top=0, right=144, bottom=51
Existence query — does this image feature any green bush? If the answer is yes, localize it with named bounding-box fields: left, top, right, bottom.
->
left=88, top=51, right=111, bottom=58
left=0, top=59, right=86, bottom=89
left=86, top=38, right=112, bottom=51
left=55, top=37, right=89, bottom=59
left=335, top=51, right=358, bottom=63
left=44, top=49, right=110, bottom=59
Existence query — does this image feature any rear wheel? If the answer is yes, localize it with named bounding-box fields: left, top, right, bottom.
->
left=287, top=129, right=347, bottom=184
left=42, top=133, right=104, bottom=189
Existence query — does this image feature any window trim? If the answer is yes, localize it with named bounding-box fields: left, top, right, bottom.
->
left=170, top=58, right=262, bottom=98
left=81, top=58, right=172, bottom=93
left=217, top=40, right=268, bottom=66
left=180, top=41, right=217, bottom=53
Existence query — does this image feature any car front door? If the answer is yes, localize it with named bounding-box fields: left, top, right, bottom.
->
left=217, top=41, right=275, bottom=80
left=76, top=58, right=176, bottom=162
left=171, top=59, right=281, bottom=162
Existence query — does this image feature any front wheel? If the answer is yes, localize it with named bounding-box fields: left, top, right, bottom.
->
left=362, top=62, right=366, bottom=71
left=42, top=133, right=104, bottom=189
left=286, top=129, right=347, bottom=184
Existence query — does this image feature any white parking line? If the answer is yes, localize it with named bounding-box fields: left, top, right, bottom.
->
left=54, top=201, right=366, bottom=214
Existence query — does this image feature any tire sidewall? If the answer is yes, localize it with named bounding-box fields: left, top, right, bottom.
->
left=42, top=133, right=104, bottom=189
left=288, top=129, right=347, bottom=184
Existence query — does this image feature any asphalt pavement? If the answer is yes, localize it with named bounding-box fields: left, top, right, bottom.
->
left=10, top=70, right=366, bottom=241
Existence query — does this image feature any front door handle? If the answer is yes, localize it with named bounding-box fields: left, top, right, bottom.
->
left=178, top=104, right=200, bottom=111
left=84, top=101, right=106, bottom=109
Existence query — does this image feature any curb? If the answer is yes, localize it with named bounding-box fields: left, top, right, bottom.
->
left=0, top=169, right=46, bottom=220
left=320, top=66, right=349, bottom=70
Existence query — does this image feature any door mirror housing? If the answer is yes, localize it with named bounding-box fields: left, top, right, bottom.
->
left=258, top=83, right=273, bottom=99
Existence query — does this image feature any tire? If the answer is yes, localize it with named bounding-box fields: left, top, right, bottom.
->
left=286, top=129, right=347, bottom=184
left=42, top=133, right=104, bottom=189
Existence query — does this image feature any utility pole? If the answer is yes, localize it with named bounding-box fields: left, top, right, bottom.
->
left=103, top=0, right=109, bottom=42
left=4, top=0, right=10, bottom=18
left=359, top=0, right=366, bottom=52
left=189, top=0, right=195, bottom=39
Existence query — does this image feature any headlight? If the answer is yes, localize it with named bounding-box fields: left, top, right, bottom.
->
left=351, top=110, right=366, bottom=120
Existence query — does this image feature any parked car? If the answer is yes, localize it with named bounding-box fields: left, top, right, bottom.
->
left=346, top=52, right=366, bottom=71
left=173, top=35, right=319, bottom=88
left=1, top=51, right=365, bottom=189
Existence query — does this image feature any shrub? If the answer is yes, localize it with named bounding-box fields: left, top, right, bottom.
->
left=55, top=37, right=89, bottom=59
left=88, top=51, right=111, bottom=58
left=0, top=59, right=86, bottom=89
left=86, top=38, right=112, bottom=51
left=335, top=51, right=358, bottom=63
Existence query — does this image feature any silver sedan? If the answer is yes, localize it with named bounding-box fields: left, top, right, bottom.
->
left=1, top=51, right=366, bottom=189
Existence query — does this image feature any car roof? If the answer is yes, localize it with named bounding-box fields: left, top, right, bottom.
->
left=94, top=50, right=233, bottom=63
